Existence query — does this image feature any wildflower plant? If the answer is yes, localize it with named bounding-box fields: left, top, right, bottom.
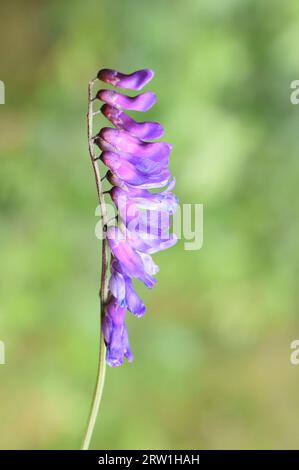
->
left=82, top=69, right=177, bottom=449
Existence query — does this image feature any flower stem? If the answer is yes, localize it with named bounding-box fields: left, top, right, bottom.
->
left=81, top=77, right=110, bottom=450
left=81, top=334, right=106, bottom=450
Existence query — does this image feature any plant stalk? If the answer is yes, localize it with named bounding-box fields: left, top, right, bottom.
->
left=81, top=77, right=109, bottom=450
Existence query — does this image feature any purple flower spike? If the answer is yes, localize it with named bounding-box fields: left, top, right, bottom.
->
left=101, top=104, right=164, bottom=140
left=93, top=68, right=178, bottom=366
left=97, top=89, right=156, bottom=112
left=98, top=68, right=154, bottom=91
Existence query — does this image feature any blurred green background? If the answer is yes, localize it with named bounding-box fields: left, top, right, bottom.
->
left=1, top=0, right=299, bottom=450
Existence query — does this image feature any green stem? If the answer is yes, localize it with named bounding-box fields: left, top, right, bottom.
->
left=81, top=77, right=110, bottom=450
left=81, top=334, right=106, bottom=450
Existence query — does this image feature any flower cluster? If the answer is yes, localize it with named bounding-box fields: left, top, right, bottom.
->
left=95, top=68, right=178, bottom=367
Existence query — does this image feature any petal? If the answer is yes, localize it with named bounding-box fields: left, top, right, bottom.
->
left=127, top=177, right=176, bottom=198
left=125, top=221, right=177, bottom=254
left=139, top=211, right=173, bottom=237
left=110, top=259, right=146, bottom=317
left=124, top=277, right=146, bottom=317
left=97, top=127, right=171, bottom=160
left=101, top=152, right=171, bottom=188
left=121, top=326, right=134, bottom=363
left=103, top=297, right=133, bottom=367
left=97, top=138, right=170, bottom=169
left=107, top=171, right=170, bottom=190
left=141, top=234, right=178, bottom=254
left=97, top=90, right=156, bottom=112
left=101, top=104, right=164, bottom=140
left=138, top=252, right=160, bottom=276
left=97, top=68, right=154, bottom=90
left=110, top=188, right=176, bottom=241
left=110, top=186, right=139, bottom=224
left=101, top=151, right=168, bottom=177
left=107, top=227, right=157, bottom=288
left=109, top=269, right=126, bottom=307
left=124, top=187, right=179, bottom=214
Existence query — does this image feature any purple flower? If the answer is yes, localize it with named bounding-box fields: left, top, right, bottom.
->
left=110, top=186, right=178, bottom=245
left=97, top=90, right=156, bottom=112
left=97, top=68, right=154, bottom=90
left=95, top=128, right=172, bottom=161
left=100, top=151, right=171, bottom=188
left=111, top=182, right=178, bottom=215
left=107, top=226, right=157, bottom=288
left=101, top=104, right=164, bottom=140
left=102, top=297, right=133, bottom=367
left=107, top=170, right=171, bottom=190
left=109, top=259, right=146, bottom=317
left=95, top=68, right=178, bottom=367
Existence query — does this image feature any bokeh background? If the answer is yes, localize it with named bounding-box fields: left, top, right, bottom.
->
left=1, top=0, right=299, bottom=450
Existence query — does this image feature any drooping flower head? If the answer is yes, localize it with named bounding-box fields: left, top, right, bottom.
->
left=95, top=68, right=178, bottom=367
